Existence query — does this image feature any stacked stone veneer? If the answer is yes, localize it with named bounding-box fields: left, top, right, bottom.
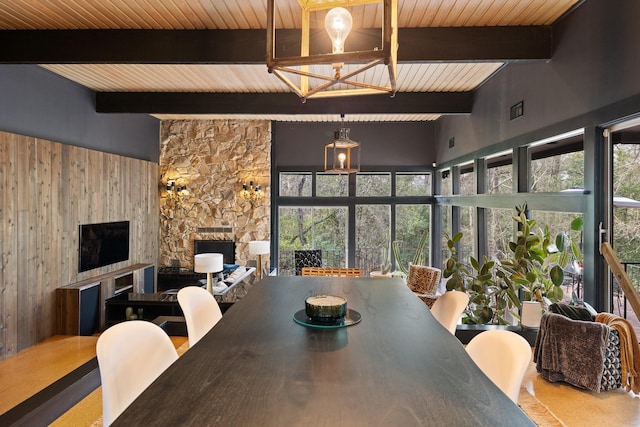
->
left=159, top=119, right=271, bottom=277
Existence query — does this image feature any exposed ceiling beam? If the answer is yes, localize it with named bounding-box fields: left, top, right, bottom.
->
left=0, top=27, right=551, bottom=64
left=96, top=91, right=474, bottom=115
left=399, top=27, right=551, bottom=62
left=612, top=131, right=640, bottom=144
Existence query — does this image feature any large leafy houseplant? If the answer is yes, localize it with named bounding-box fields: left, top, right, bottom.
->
left=442, top=204, right=583, bottom=325
left=498, top=204, right=583, bottom=306
left=443, top=232, right=519, bottom=325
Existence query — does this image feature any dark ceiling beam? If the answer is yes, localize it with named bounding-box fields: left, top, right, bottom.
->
left=399, top=26, right=551, bottom=62
left=95, top=91, right=474, bottom=115
left=612, top=131, right=640, bottom=144
left=0, top=27, right=551, bottom=64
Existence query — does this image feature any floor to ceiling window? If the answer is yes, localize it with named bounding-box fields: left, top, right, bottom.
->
left=485, top=152, right=515, bottom=260
left=436, top=130, right=586, bottom=319
left=486, top=207, right=514, bottom=260
left=355, top=204, right=391, bottom=273
left=278, top=206, right=348, bottom=275
left=276, top=169, right=433, bottom=276
left=530, top=144, right=584, bottom=193
left=486, top=152, right=513, bottom=195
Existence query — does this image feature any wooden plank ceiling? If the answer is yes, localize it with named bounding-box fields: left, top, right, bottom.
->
left=0, top=0, right=582, bottom=122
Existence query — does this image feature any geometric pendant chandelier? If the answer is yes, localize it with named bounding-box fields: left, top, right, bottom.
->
left=266, top=0, right=398, bottom=102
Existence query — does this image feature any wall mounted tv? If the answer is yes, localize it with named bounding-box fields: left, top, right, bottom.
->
left=79, top=221, right=130, bottom=272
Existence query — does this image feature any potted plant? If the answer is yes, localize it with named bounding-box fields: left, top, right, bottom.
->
left=443, top=232, right=519, bottom=325
left=391, top=230, right=428, bottom=280
left=498, top=204, right=583, bottom=326
left=442, top=204, right=583, bottom=327
left=370, top=246, right=393, bottom=278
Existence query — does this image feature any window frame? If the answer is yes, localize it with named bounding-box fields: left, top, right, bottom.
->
left=275, top=166, right=435, bottom=275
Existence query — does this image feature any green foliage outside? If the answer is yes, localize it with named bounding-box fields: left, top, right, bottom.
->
left=613, top=145, right=640, bottom=263
left=278, top=172, right=431, bottom=275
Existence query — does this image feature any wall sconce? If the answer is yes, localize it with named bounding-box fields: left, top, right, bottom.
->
left=241, top=181, right=263, bottom=207
left=165, top=180, right=188, bottom=208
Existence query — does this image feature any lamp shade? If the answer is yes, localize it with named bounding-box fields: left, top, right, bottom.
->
left=249, top=240, right=270, bottom=255
left=194, top=253, right=223, bottom=273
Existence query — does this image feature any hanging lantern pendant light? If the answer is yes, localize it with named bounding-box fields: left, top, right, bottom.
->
left=324, top=115, right=360, bottom=174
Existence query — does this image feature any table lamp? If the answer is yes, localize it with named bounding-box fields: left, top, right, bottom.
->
left=194, top=253, right=224, bottom=294
left=248, top=240, right=270, bottom=280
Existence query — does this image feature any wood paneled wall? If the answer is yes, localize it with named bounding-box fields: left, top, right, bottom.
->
left=0, top=131, right=159, bottom=359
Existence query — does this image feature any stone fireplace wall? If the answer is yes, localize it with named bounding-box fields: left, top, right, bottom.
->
left=159, top=119, right=271, bottom=272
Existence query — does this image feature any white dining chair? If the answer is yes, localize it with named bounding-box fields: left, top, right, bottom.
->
left=177, top=286, right=223, bottom=347
left=430, top=290, right=469, bottom=334
left=465, top=330, right=532, bottom=403
left=96, top=321, right=179, bottom=426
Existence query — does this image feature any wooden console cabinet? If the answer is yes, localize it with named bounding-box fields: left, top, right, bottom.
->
left=55, top=263, right=154, bottom=335
left=104, top=293, right=234, bottom=336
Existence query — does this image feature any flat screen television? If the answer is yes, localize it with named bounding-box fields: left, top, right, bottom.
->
left=79, top=221, right=130, bottom=272
left=194, top=240, right=236, bottom=265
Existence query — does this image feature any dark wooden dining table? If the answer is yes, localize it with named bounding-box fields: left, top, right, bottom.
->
left=113, top=276, right=535, bottom=426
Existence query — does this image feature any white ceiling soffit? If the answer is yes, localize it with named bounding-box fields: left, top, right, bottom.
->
left=151, top=113, right=443, bottom=122
left=0, top=0, right=581, bottom=30
left=0, top=0, right=583, bottom=122
left=39, top=63, right=503, bottom=93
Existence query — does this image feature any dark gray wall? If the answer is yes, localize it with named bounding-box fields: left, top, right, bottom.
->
left=436, top=0, right=640, bottom=164
left=274, top=121, right=435, bottom=168
left=0, top=65, right=159, bottom=162
left=432, top=0, right=640, bottom=312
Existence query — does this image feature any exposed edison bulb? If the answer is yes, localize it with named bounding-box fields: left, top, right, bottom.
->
left=325, top=7, right=353, bottom=54
left=338, top=152, right=347, bottom=169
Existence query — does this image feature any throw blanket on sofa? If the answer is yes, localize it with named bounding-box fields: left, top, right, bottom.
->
left=596, top=312, right=640, bottom=393
left=534, top=312, right=610, bottom=392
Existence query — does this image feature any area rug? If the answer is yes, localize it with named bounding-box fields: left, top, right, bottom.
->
left=519, top=387, right=567, bottom=427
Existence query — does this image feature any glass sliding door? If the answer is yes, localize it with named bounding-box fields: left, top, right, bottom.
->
left=610, top=124, right=640, bottom=334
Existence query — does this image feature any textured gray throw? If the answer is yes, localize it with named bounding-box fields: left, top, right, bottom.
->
left=534, top=312, right=610, bottom=392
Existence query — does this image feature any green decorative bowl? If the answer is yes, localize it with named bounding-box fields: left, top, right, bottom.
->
left=305, top=295, right=347, bottom=322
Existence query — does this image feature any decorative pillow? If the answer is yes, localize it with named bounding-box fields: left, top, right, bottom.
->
left=225, top=266, right=247, bottom=284
left=198, top=278, right=228, bottom=289
left=212, top=282, right=228, bottom=293
left=406, top=264, right=441, bottom=295
left=294, top=250, right=322, bottom=275
left=601, top=329, right=622, bottom=391
left=222, top=264, right=240, bottom=274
